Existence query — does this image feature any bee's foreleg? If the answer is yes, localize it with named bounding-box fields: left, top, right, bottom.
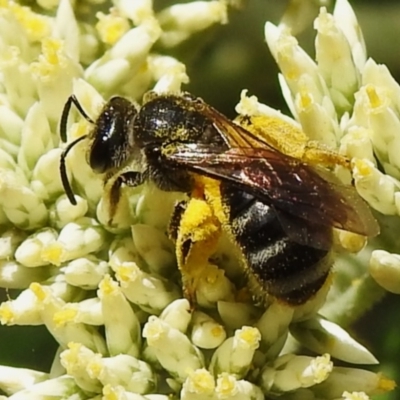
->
left=105, top=171, right=145, bottom=225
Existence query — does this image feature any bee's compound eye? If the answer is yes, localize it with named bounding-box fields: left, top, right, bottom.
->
left=89, top=134, right=113, bottom=173
left=88, top=97, right=137, bottom=174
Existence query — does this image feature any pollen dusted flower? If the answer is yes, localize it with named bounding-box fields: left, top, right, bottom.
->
left=0, top=0, right=398, bottom=400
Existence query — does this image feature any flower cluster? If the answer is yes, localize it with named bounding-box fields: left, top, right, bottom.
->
left=0, top=0, right=398, bottom=399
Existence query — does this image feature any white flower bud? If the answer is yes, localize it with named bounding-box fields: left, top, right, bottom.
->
left=235, top=89, right=301, bottom=129
left=143, top=316, right=205, bottom=382
left=314, top=7, right=360, bottom=113
left=290, top=316, right=378, bottom=364
left=149, top=55, right=189, bottom=94
left=342, top=391, right=370, bottom=400
left=17, top=102, right=53, bottom=175
left=98, top=275, right=142, bottom=357
left=209, top=326, right=261, bottom=378
left=293, top=84, right=338, bottom=147
left=131, top=224, right=176, bottom=275
left=158, top=1, right=228, bottom=48
left=60, top=343, right=103, bottom=393
left=265, top=22, right=329, bottom=102
left=63, top=256, right=109, bottom=289
left=333, top=0, right=366, bottom=71
left=255, top=302, right=293, bottom=352
left=159, top=298, right=191, bottom=333
left=218, top=301, right=260, bottom=331
left=194, top=263, right=236, bottom=308
left=85, top=20, right=161, bottom=93
left=59, top=298, right=103, bottom=326
left=0, top=169, right=48, bottom=229
left=362, top=59, right=400, bottom=113
left=97, top=188, right=135, bottom=230
left=96, top=11, right=130, bottom=45
left=31, top=283, right=107, bottom=354
left=15, top=228, right=58, bottom=267
left=31, top=149, right=65, bottom=202
left=135, top=185, right=184, bottom=230
left=0, top=288, right=42, bottom=326
left=71, top=78, right=105, bottom=124
left=53, top=0, right=80, bottom=63
left=0, top=105, right=23, bottom=146
left=0, top=366, right=48, bottom=396
left=352, top=158, right=400, bottom=215
left=0, top=229, right=27, bottom=260
left=113, top=0, right=155, bottom=26
left=0, top=260, right=52, bottom=289
left=314, top=367, right=395, bottom=399
left=191, top=311, right=226, bottom=349
left=181, top=368, right=215, bottom=400
left=0, top=21, right=44, bottom=113
left=0, top=148, right=17, bottom=171
left=340, top=126, right=376, bottom=164
left=87, top=353, right=156, bottom=394
left=115, top=261, right=180, bottom=314
left=215, top=373, right=264, bottom=400
left=369, top=250, right=400, bottom=294
left=108, top=236, right=140, bottom=267
left=41, top=218, right=107, bottom=266
left=354, top=84, right=400, bottom=179
left=260, top=354, right=332, bottom=394
left=5, top=375, right=87, bottom=400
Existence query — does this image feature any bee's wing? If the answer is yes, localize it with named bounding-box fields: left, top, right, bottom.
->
left=164, top=144, right=379, bottom=239
left=169, top=99, right=379, bottom=239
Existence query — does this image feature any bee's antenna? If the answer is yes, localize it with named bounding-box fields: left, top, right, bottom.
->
left=60, top=95, right=95, bottom=143
left=60, top=135, right=87, bottom=205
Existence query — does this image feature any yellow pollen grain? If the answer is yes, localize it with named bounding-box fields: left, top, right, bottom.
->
left=211, top=325, right=224, bottom=338
left=10, top=3, right=50, bottom=42
left=53, top=308, right=77, bottom=327
left=189, top=369, right=215, bottom=393
left=216, top=374, right=236, bottom=397
left=30, top=37, right=65, bottom=79
left=237, top=326, right=260, bottom=347
left=41, top=242, right=63, bottom=266
left=42, top=38, right=63, bottom=66
left=0, top=304, right=14, bottom=324
left=30, top=282, right=47, bottom=302
left=285, top=64, right=300, bottom=81
left=353, top=159, right=373, bottom=177
left=145, top=320, right=164, bottom=344
left=87, top=359, right=102, bottom=378
left=62, top=342, right=80, bottom=364
left=116, top=263, right=141, bottom=283
left=68, top=341, right=80, bottom=351
left=99, top=274, right=118, bottom=295
left=300, top=91, right=312, bottom=108
left=96, top=11, right=130, bottom=45
left=311, top=354, right=332, bottom=383
left=366, top=85, right=381, bottom=109
left=102, top=385, right=118, bottom=400
left=377, top=374, right=396, bottom=392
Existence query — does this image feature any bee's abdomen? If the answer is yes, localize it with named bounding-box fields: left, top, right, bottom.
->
left=220, top=185, right=331, bottom=305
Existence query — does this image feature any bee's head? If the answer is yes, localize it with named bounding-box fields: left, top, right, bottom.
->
left=59, top=95, right=138, bottom=205
left=87, top=97, right=138, bottom=174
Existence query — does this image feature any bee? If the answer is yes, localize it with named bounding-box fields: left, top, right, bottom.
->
left=59, top=91, right=379, bottom=306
